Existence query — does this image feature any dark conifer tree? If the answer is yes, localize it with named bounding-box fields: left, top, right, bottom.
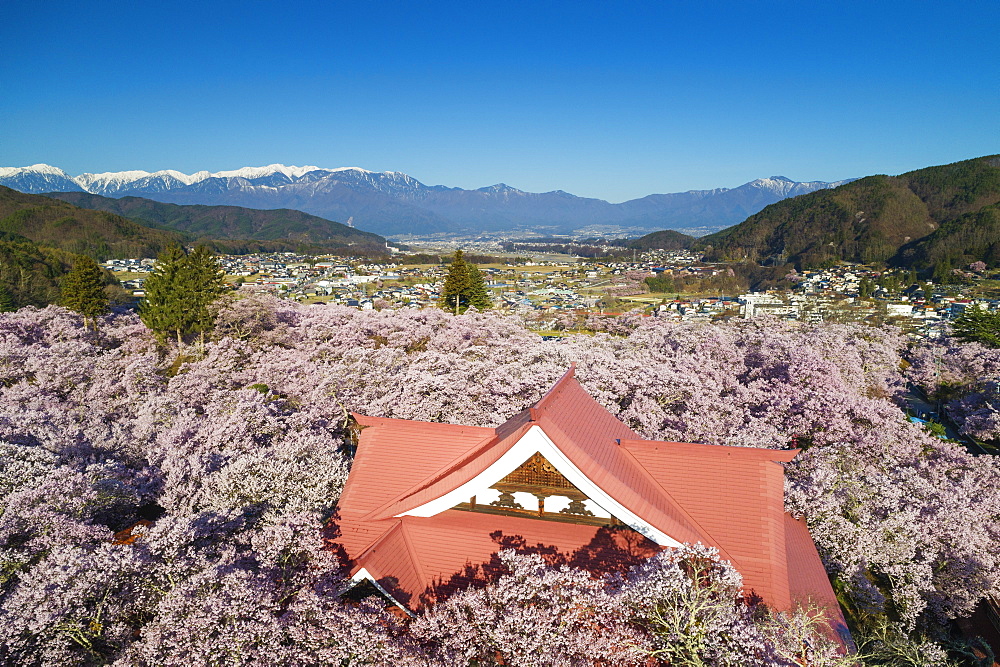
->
left=439, top=251, right=493, bottom=314
left=951, top=306, right=1000, bottom=348
left=139, top=244, right=192, bottom=345
left=140, top=244, right=227, bottom=347
left=60, top=255, right=109, bottom=329
left=185, top=245, right=227, bottom=350
left=467, top=263, right=492, bottom=311
left=439, top=250, right=473, bottom=315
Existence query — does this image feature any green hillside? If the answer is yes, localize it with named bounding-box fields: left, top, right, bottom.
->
left=0, top=232, right=77, bottom=309
left=626, top=229, right=697, bottom=251
left=698, top=155, right=1000, bottom=272
left=899, top=202, right=1000, bottom=276
left=0, top=186, right=181, bottom=261
left=45, top=192, right=386, bottom=251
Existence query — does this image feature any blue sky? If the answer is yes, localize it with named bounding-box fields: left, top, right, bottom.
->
left=2, top=0, right=998, bottom=202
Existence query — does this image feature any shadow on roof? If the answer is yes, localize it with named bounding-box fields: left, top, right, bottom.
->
left=418, top=524, right=660, bottom=607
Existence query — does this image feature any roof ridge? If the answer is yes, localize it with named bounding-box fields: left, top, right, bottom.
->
left=354, top=518, right=404, bottom=566
left=536, top=415, right=711, bottom=542
left=620, top=438, right=800, bottom=462
left=532, top=364, right=576, bottom=414
left=397, top=519, right=430, bottom=587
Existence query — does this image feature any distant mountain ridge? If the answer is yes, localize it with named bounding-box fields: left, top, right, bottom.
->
left=0, top=164, right=852, bottom=237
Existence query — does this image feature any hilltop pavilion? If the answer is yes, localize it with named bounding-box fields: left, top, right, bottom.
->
left=331, top=366, right=845, bottom=634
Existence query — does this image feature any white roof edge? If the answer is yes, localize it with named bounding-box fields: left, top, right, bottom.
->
left=347, top=567, right=415, bottom=616
left=396, top=424, right=681, bottom=547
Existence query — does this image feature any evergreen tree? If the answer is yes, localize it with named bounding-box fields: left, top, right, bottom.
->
left=60, top=255, right=109, bottom=329
left=439, top=251, right=492, bottom=314
left=932, top=257, right=954, bottom=285
left=140, top=244, right=189, bottom=345
left=439, top=250, right=474, bottom=315
left=951, top=306, right=1000, bottom=348
left=467, top=263, right=492, bottom=311
left=184, top=245, right=227, bottom=349
left=858, top=276, right=875, bottom=299
left=645, top=274, right=676, bottom=293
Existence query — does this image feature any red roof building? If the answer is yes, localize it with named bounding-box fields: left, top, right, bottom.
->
left=331, top=366, right=845, bottom=635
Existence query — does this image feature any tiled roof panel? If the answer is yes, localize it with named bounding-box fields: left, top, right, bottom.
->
left=620, top=439, right=796, bottom=608
left=339, top=415, right=495, bottom=519
left=784, top=514, right=850, bottom=644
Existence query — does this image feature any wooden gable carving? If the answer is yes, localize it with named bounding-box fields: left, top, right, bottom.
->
left=455, top=451, right=613, bottom=526
left=493, top=452, right=581, bottom=497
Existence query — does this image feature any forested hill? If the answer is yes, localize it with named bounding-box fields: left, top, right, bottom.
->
left=626, top=229, right=697, bottom=251
left=44, top=192, right=387, bottom=251
left=697, top=155, right=1000, bottom=271
left=896, top=202, right=1000, bottom=278
left=0, top=233, right=74, bottom=309
left=0, top=186, right=181, bottom=261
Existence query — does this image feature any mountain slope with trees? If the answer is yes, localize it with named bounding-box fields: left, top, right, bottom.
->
left=897, top=202, right=1000, bottom=276
left=44, top=192, right=387, bottom=251
left=626, top=229, right=697, bottom=251
left=0, top=186, right=180, bottom=260
left=0, top=233, right=74, bottom=309
left=698, top=155, right=1000, bottom=271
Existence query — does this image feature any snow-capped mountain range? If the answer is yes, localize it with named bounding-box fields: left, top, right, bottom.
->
left=0, top=163, right=853, bottom=236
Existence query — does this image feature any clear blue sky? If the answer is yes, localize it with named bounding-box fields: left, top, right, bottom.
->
left=2, top=0, right=998, bottom=202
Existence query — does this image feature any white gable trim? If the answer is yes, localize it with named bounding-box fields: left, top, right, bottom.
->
left=347, top=567, right=415, bottom=616
left=396, top=424, right=681, bottom=547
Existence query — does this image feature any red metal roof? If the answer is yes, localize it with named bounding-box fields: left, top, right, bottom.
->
left=332, top=366, right=844, bottom=629
left=336, top=511, right=662, bottom=609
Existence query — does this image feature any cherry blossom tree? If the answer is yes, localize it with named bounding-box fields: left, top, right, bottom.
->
left=411, top=549, right=645, bottom=667
left=907, top=337, right=1000, bottom=441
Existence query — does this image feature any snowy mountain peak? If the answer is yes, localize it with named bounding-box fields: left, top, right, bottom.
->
left=749, top=176, right=793, bottom=187
left=745, top=176, right=802, bottom=196
left=324, top=166, right=375, bottom=175
left=0, top=163, right=72, bottom=178
left=76, top=170, right=156, bottom=189
left=0, top=164, right=82, bottom=193
left=210, top=164, right=323, bottom=181
left=478, top=183, right=525, bottom=195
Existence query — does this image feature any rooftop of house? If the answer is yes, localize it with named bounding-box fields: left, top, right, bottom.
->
left=330, top=366, right=846, bottom=638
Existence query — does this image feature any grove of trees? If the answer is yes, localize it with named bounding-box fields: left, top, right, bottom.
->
left=138, top=244, right=226, bottom=346
left=0, top=293, right=998, bottom=665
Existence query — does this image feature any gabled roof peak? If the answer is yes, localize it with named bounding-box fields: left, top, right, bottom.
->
left=532, top=363, right=577, bottom=415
